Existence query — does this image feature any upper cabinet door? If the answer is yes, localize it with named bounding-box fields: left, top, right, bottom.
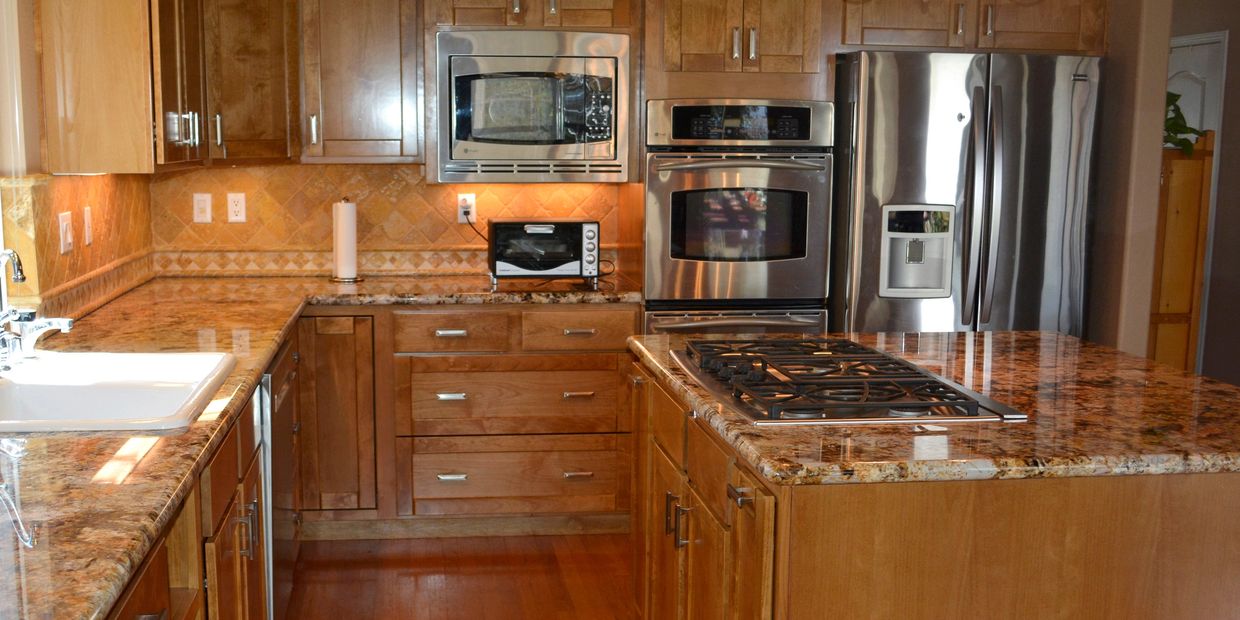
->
left=660, top=0, right=744, bottom=72
left=204, top=0, right=290, bottom=161
left=301, top=0, right=421, bottom=162
left=432, top=0, right=630, bottom=27
left=743, top=0, right=824, bottom=73
left=542, top=0, right=632, bottom=27
left=977, top=0, right=1106, bottom=53
left=843, top=0, right=977, bottom=48
left=431, top=0, right=531, bottom=25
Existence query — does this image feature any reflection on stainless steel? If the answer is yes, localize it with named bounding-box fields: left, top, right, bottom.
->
left=645, top=309, right=827, bottom=335
left=435, top=31, right=629, bottom=183
left=832, top=52, right=1100, bottom=335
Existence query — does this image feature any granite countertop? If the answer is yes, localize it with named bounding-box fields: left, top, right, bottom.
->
left=629, top=331, right=1240, bottom=486
left=0, top=274, right=640, bottom=620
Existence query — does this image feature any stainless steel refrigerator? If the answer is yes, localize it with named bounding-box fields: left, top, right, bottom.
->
left=830, top=51, right=1100, bottom=335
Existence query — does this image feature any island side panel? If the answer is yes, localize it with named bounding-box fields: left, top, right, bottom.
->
left=781, top=473, right=1240, bottom=619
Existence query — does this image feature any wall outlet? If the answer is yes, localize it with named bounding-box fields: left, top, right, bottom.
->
left=227, top=193, right=246, bottom=222
left=58, top=211, right=73, bottom=254
left=457, top=193, right=477, bottom=224
left=84, top=206, right=93, bottom=245
left=193, top=193, right=212, bottom=223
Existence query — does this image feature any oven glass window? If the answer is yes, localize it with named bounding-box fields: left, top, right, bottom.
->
left=454, top=72, right=614, bottom=145
left=670, top=188, right=808, bottom=261
left=492, top=224, right=582, bottom=270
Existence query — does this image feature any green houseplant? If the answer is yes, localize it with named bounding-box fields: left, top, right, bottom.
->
left=1165, top=91, right=1206, bottom=156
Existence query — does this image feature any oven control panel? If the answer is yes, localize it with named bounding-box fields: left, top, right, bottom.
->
left=674, top=105, right=813, bottom=141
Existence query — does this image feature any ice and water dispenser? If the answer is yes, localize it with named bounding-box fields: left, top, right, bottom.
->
left=878, top=205, right=954, bottom=298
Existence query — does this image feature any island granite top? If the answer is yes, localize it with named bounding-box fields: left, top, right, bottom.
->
left=628, top=331, right=1240, bottom=486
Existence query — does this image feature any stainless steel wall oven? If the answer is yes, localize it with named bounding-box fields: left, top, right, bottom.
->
left=643, top=99, right=834, bottom=334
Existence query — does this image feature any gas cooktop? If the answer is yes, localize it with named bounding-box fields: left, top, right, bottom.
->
left=671, top=338, right=1028, bottom=425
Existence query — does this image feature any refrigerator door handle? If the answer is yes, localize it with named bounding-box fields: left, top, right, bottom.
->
left=980, top=85, right=1004, bottom=324
left=962, top=87, right=987, bottom=327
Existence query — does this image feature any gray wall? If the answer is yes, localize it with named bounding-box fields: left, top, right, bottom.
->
left=1172, top=0, right=1240, bottom=383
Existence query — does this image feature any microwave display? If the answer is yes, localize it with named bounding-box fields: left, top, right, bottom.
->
left=453, top=69, right=614, bottom=146
left=670, top=188, right=808, bottom=262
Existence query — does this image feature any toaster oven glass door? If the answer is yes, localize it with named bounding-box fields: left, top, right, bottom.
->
left=450, top=56, right=616, bottom=160
left=493, top=224, right=583, bottom=272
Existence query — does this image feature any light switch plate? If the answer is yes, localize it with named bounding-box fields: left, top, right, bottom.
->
left=84, top=206, right=93, bottom=245
left=457, top=193, right=477, bottom=224
left=227, top=193, right=246, bottom=223
left=193, top=193, right=212, bottom=223
left=58, top=211, right=73, bottom=254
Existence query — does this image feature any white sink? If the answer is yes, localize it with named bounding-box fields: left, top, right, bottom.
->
left=0, top=351, right=237, bottom=432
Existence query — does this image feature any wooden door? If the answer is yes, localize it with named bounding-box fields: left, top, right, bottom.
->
left=270, top=339, right=300, bottom=619
left=977, top=0, right=1106, bottom=53
left=241, top=453, right=268, bottom=620
left=648, top=443, right=686, bottom=620
left=629, top=362, right=653, bottom=616
left=542, top=0, right=631, bottom=27
left=843, top=0, right=976, bottom=48
left=728, top=468, right=775, bottom=620
left=204, top=0, right=290, bottom=160
left=431, top=0, right=530, bottom=25
left=659, top=0, right=744, bottom=72
left=154, top=0, right=190, bottom=164
left=685, top=485, right=729, bottom=620
left=298, top=317, right=377, bottom=511
left=301, top=0, right=421, bottom=161
left=205, top=495, right=243, bottom=620
left=742, top=0, right=823, bottom=73
left=180, top=0, right=207, bottom=163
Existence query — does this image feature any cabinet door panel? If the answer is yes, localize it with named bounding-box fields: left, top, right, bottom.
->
left=241, top=454, right=268, bottom=620
left=298, top=316, right=377, bottom=511
left=843, top=0, right=974, bottom=48
left=205, top=0, right=289, bottom=160
left=662, top=0, right=744, bottom=72
left=685, top=486, right=729, bottom=620
left=729, top=468, right=775, bottom=620
left=433, top=0, right=528, bottom=25
left=744, top=0, right=822, bottom=74
left=543, top=0, right=630, bottom=27
left=649, top=443, right=686, bottom=620
left=205, top=497, right=242, bottom=620
left=979, top=0, right=1105, bottom=52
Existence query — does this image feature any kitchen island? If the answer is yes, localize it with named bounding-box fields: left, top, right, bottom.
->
left=628, top=332, right=1240, bottom=619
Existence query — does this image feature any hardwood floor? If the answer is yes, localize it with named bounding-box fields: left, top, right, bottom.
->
left=285, top=534, right=636, bottom=619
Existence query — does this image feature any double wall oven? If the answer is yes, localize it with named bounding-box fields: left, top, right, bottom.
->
left=644, top=99, right=834, bottom=334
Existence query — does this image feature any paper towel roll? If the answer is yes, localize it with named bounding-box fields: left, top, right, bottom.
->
left=332, top=198, right=358, bottom=281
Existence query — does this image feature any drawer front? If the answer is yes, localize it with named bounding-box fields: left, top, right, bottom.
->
left=108, top=539, right=170, bottom=620
left=521, top=309, right=637, bottom=351
left=394, top=311, right=512, bottom=352
left=649, top=380, right=687, bottom=467
left=408, top=370, right=619, bottom=435
left=687, top=418, right=735, bottom=527
left=201, top=420, right=240, bottom=535
left=412, top=434, right=622, bottom=515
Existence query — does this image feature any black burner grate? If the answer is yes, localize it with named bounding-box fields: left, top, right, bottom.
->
left=686, top=339, right=980, bottom=421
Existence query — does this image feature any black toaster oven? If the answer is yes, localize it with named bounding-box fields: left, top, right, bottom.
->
left=488, top=219, right=600, bottom=288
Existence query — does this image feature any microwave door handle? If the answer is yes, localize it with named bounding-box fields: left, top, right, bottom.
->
left=655, top=159, right=826, bottom=172
left=654, top=317, right=820, bottom=332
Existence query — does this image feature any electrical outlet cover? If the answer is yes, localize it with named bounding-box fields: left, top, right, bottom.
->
left=58, top=211, right=73, bottom=254
left=457, top=193, right=477, bottom=224
left=227, top=193, right=246, bottom=223
left=84, top=206, right=93, bottom=245
left=193, top=193, right=212, bottom=223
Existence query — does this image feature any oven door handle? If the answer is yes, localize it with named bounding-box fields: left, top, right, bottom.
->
left=655, top=159, right=827, bottom=172
left=653, top=317, right=821, bottom=332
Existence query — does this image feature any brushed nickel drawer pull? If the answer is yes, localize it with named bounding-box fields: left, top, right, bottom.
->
left=985, top=5, right=995, bottom=37
left=673, top=504, right=691, bottom=548
left=563, top=328, right=597, bottom=336
left=748, top=28, right=758, bottom=61
left=309, top=114, right=319, bottom=145
left=136, top=612, right=169, bottom=620
left=562, top=471, right=595, bottom=480
left=436, top=473, right=469, bottom=482
left=512, top=0, right=521, bottom=14
left=214, top=113, right=224, bottom=146
left=549, top=0, right=557, bottom=14
left=727, top=484, right=755, bottom=507
left=664, top=491, right=677, bottom=535
left=732, top=27, right=741, bottom=60
left=956, top=3, right=966, bottom=35
left=435, top=328, right=468, bottom=338
left=562, top=391, right=596, bottom=399
left=436, top=392, right=468, bottom=401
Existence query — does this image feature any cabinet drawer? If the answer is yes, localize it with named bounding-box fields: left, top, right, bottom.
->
left=687, top=418, right=735, bottom=527
left=412, top=434, right=622, bottom=515
left=108, top=539, right=170, bottom=620
left=649, top=380, right=688, bottom=467
left=201, top=420, right=240, bottom=535
left=269, top=335, right=298, bottom=408
left=407, top=370, right=619, bottom=435
left=521, top=309, right=637, bottom=351
left=394, top=311, right=512, bottom=352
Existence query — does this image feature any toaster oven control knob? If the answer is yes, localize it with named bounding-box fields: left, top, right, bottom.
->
left=585, top=230, right=597, bottom=240
left=586, top=242, right=596, bottom=252
left=585, top=255, right=596, bottom=264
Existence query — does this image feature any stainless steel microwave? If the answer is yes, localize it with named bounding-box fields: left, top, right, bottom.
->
left=434, top=31, right=630, bottom=183
left=489, top=219, right=601, bottom=284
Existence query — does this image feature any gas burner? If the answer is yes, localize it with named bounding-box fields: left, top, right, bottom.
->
left=673, top=338, right=1026, bottom=425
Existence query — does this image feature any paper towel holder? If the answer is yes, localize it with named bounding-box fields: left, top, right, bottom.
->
left=331, top=195, right=365, bottom=283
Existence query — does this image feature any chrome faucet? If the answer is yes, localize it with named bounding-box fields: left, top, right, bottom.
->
left=0, top=249, right=72, bottom=368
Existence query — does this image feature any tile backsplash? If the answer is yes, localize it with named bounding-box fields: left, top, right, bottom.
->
left=149, top=165, right=621, bottom=274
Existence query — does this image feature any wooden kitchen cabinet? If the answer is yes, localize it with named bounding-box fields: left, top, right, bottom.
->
left=648, top=443, right=686, bottom=620
left=976, top=0, right=1106, bottom=53
left=728, top=467, right=775, bottom=620
left=297, top=316, right=376, bottom=511
left=843, top=0, right=977, bottom=48
left=204, top=0, right=291, bottom=161
left=685, top=485, right=729, bottom=620
left=431, top=0, right=631, bottom=27
left=269, top=335, right=301, bottom=620
left=240, top=451, right=268, bottom=620
left=655, top=0, right=823, bottom=74
left=40, top=0, right=207, bottom=173
left=300, top=0, right=422, bottom=162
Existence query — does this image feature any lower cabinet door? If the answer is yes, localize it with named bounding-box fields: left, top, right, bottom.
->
left=729, top=468, right=775, bottom=620
left=685, top=486, right=729, bottom=620
left=205, top=495, right=242, bottom=620
left=648, top=442, right=686, bottom=620
left=241, top=452, right=268, bottom=620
